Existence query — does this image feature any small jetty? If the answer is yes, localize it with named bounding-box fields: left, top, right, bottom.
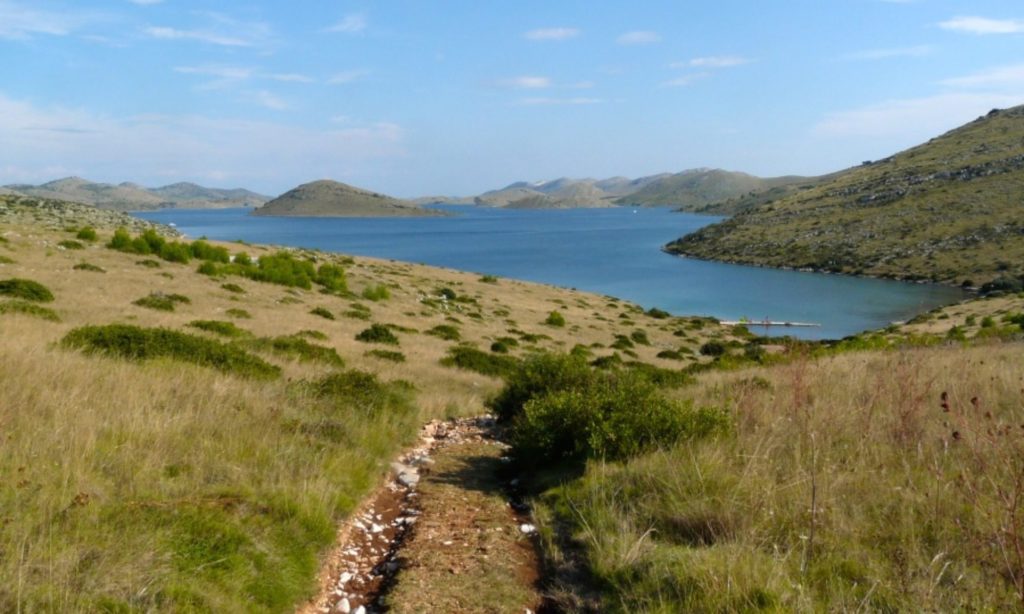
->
left=723, top=320, right=821, bottom=328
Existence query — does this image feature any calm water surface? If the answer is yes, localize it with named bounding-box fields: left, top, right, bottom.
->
left=134, top=206, right=964, bottom=340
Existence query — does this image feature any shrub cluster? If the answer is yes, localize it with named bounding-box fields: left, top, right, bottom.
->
left=61, top=324, right=280, bottom=379
left=0, top=300, right=60, bottom=322
left=441, top=345, right=519, bottom=378
left=355, top=324, right=399, bottom=345
left=133, top=292, right=190, bottom=312
left=313, top=370, right=413, bottom=416
left=75, top=227, right=98, bottom=242
left=198, top=250, right=347, bottom=291
left=73, top=262, right=106, bottom=273
left=244, top=335, right=344, bottom=366
left=0, top=278, right=54, bottom=302
left=425, top=324, right=461, bottom=341
left=187, top=320, right=249, bottom=338
left=545, top=310, right=566, bottom=327
left=361, top=284, right=391, bottom=301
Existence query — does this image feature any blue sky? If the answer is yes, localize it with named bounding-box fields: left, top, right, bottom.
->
left=2, top=0, right=1024, bottom=196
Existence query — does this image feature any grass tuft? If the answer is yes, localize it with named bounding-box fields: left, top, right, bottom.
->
left=0, top=300, right=60, bottom=322
left=0, top=278, right=55, bottom=302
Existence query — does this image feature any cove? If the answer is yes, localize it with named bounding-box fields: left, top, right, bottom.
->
left=133, top=205, right=965, bottom=340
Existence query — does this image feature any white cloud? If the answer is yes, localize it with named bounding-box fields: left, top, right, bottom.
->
left=175, top=65, right=255, bottom=80
left=268, top=73, right=314, bottom=83
left=661, top=73, right=709, bottom=87
left=685, top=56, right=752, bottom=68
left=0, top=1, right=87, bottom=39
left=328, top=70, right=369, bottom=85
left=128, top=0, right=163, bottom=5
left=327, top=13, right=366, bottom=34
left=500, top=76, right=552, bottom=89
left=249, top=90, right=288, bottom=111
left=616, top=30, right=661, bottom=45
left=517, top=97, right=603, bottom=106
left=939, top=16, right=1024, bottom=35
left=0, top=92, right=405, bottom=189
left=145, top=26, right=250, bottom=47
left=813, top=92, right=1024, bottom=139
left=940, top=64, right=1024, bottom=89
left=842, top=45, right=933, bottom=61
left=524, top=27, right=579, bottom=41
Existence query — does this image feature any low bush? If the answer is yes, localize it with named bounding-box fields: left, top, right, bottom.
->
left=187, top=320, right=249, bottom=338
left=310, top=306, right=335, bottom=320
left=133, top=292, right=190, bottom=312
left=699, top=340, right=727, bottom=357
left=295, top=329, right=328, bottom=340
left=245, top=336, right=344, bottom=366
left=510, top=371, right=729, bottom=467
left=0, top=300, right=60, bottom=322
left=313, top=370, right=414, bottom=416
left=225, top=308, right=251, bottom=319
left=366, top=349, right=406, bottom=363
left=361, top=284, right=390, bottom=301
left=630, top=329, right=651, bottom=345
left=490, top=340, right=510, bottom=354
left=480, top=274, right=499, bottom=284
left=62, top=324, right=280, bottom=379
left=58, top=239, right=85, bottom=250
left=0, top=255, right=14, bottom=264
left=646, top=307, right=671, bottom=319
left=355, top=324, right=399, bottom=345
left=221, top=282, right=245, bottom=294
left=441, top=345, right=519, bottom=378
left=0, top=278, right=54, bottom=302
left=73, top=262, right=105, bottom=273
left=76, top=227, right=98, bottom=242
left=189, top=240, right=230, bottom=263
left=233, top=252, right=252, bottom=266
left=136, top=259, right=161, bottom=268
left=315, top=263, right=347, bottom=293
left=425, top=324, right=461, bottom=341
left=545, top=310, right=566, bottom=327
left=489, top=352, right=595, bottom=422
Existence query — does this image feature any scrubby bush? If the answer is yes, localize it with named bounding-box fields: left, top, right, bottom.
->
left=700, top=340, right=727, bottom=357
left=316, top=263, right=347, bottom=293
left=187, top=320, right=249, bottom=338
left=441, top=345, right=519, bottom=378
left=480, top=274, right=499, bottom=284
left=0, top=255, right=14, bottom=264
left=233, top=251, right=252, bottom=266
left=313, top=370, right=414, bottom=416
left=133, top=292, right=190, bottom=311
left=355, top=324, right=399, bottom=345
left=366, top=349, right=406, bottom=363
left=491, top=340, right=510, bottom=354
left=545, top=310, right=566, bottom=327
left=510, top=370, right=729, bottom=467
left=226, top=308, right=251, bottom=319
left=425, top=324, right=461, bottom=341
left=62, top=324, right=280, bottom=379
left=0, top=300, right=60, bottom=322
left=76, top=227, right=98, bottom=242
left=136, top=259, right=161, bottom=268
left=310, top=306, right=335, bottom=320
left=73, top=262, right=105, bottom=273
left=58, top=240, right=85, bottom=250
left=657, top=349, right=684, bottom=360
left=0, top=278, right=54, bottom=302
left=246, top=335, right=344, bottom=366
left=295, top=329, right=328, bottom=340
left=630, top=329, right=651, bottom=345
left=361, top=284, right=391, bottom=301
left=221, top=283, right=245, bottom=294
left=489, top=352, right=594, bottom=422
left=190, top=240, right=230, bottom=263
left=437, top=287, right=457, bottom=301
left=159, top=241, right=192, bottom=264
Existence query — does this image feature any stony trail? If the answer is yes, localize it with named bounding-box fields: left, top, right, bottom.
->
left=299, top=417, right=545, bottom=614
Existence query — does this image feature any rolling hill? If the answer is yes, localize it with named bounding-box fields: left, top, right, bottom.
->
left=4, top=177, right=270, bottom=211
left=253, top=180, right=445, bottom=217
left=615, top=168, right=818, bottom=211
left=666, top=105, right=1024, bottom=286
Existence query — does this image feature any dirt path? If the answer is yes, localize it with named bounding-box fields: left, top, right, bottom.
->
left=299, top=417, right=545, bottom=614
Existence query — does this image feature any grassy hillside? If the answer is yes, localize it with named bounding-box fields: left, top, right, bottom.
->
left=5, top=177, right=269, bottom=211
left=617, top=169, right=814, bottom=210
left=667, top=105, right=1024, bottom=286
left=254, top=180, right=442, bottom=217
left=0, top=194, right=738, bottom=611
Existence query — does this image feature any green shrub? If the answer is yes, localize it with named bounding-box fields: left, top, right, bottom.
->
left=366, top=349, right=406, bottom=363
left=657, top=349, right=684, bottom=361
left=245, top=336, right=344, bottom=366
left=425, top=324, right=461, bottom=341
left=316, top=264, right=348, bottom=293
left=611, top=335, right=635, bottom=350
left=190, top=240, right=230, bottom=263
left=361, top=284, right=390, bottom=301
left=545, top=310, right=566, bottom=327
left=489, top=352, right=595, bottom=422
left=107, top=227, right=132, bottom=251
left=480, top=274, right=499, bottom=284
left=136, top=259, right=161, bottom=268
left=310, top=306, right=335, bottom=320
left=248, top=252, right=315, bottom=289
left=437, top=287, right=457, bottom=301
left=0, top=278, right=54, bottom=302
left=699, top=340, right=727, bottom=357
left=313, top=370, right=413, bottom=416
left=0, top=255, right=14, bottom=264
left=225, top=308, right=251, bottom=319
left=221, top=283, right=245, bottom=294
left=73, top=262, right=105, bottom=273
left=0, top=300, right=60, bottom=322
left=76, top=227, right=98, bottom=242
left=187, top=320, right=249, bottom=338
left=355, top=324, right=399, bottom=345
left=233, top=252, right=252, bottom=266
left=491, top=340, right=510, bottom=354
left=133, top=292, right=190, bottom=311
left=295, top=329, right=328, bottom=340
left=58, top=239, right=85, bottom=250
left=441, top=345, right=519, bottom=378
left=630, top=329, right=651, bottom=345
left=511, top=372, right=729, bottom=466
left=646, top=307, right=671, bottom=319
left=980, top=316, right=995, bottom=329
left=159, top=242, right=192, bottom=264
left=62, top=324, right=280, bottom=379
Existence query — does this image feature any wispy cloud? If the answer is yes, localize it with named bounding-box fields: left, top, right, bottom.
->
left=842, top=45, right=933, bottom=61
left=0, top=1, right=89, bottom=39
left=940, top=64, right=1024, bottom=89
left=145, top=26, right=250, bottom=47
left=327, top=13, right=367, bottom=34
left=661, top=73, right=709, bottom=87
left=683, top=56, right=752, bottom=68
left=328, top=69, right=369, bottom=85
left=268, top=73, right=314, bottom=83
left=145, top=12, right=272, bottom=48
left=524, top=27, right=579, bottom=41
left=939, top=16, right=1024, bottom=35
left=128, top=0, right=163, bottom=5
left=175, top=65, right=315, bottom=89
left=499, top=76, right=552, bottom=89
left=517, top=97, right=603, bottom=106
left=616, top=30, right=661, bottom=45
left=248, top=90, right=288, bottom=111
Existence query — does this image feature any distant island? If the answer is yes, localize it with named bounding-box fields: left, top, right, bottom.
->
left=2, top=177, right=269, bottom=211
left=252, top=179, right=446, bottom=218
left=666, top=105, right=1024, bottom=288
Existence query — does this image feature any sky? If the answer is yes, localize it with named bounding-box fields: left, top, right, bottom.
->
left=2, top=0, right=1024, bottom=197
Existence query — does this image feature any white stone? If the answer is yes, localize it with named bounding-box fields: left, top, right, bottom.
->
left=338, top=571, right=353, bottom=585
left=354, top=606, right=366, bottom=614
left=335, top=597, right=351, bottom=613
left=519, top=523, right=537, bottom=534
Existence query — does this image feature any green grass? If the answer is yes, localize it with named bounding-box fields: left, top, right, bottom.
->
left=440, top=345, right=518, bottom=378
left=225, top=308, right=252, bottom=319
left=545, top=310, right=566, bottom=327
left=425, top=324, right=461, bottom=341
left=76, top=226, right=98, bottom=242
left=58, top=239, right=85, bottom=250
left=355, top=324, right=399, bottom=345
left=360, top=284, right=391, bottom=301
left=244, top=336, right=344, bottom=367
left=62, top=324, right=281, bottom=379
left=73, top=262, right=106, bottom=273
left=221, top=282, right=246, bottom=294
left=365, top=349, right=406, bottom=363
left=0, top=300, right=60, bottom=321
left=0, top=278, right=54, bottom=302
left=133, top=292, right=190, bottom=312
left=187, top=320, right=250, bottom=338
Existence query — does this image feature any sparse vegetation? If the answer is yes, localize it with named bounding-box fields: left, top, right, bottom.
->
left=245, top=335, right=344, bottom=366
left=0, top=278, right=54, bottom=302
left=133, top=292, right=190, bottom=312
left=355, top=324, right=400, bottom=345
left=187, top=320, right=249, bottom=338
left=545, top=310, right=566, bottom=327
left=310, top=306, right=335, bottom=320
left=0, top=300, right=60, bottom=321
left=366, top=349, right=406, bottom=363
left=58, top=239, right=85, bottom=250
left=441, top=345, right=519, bottom=378
left=221, top=282, right=245, bottom=294
left=425, top=324, right=461, bottom=341
left=225, top=308, right=252, bottom=319
left=361, top=283, right=391, bottom=301
left=75, top=226, right=98, bottom=242
left=73, top=262, right=105, bottom=273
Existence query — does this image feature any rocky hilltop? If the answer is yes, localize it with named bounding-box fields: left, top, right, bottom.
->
left=4, top=177, right=269, bottom=211
left=253, top=180, right=444, bottom=217
left=667, top=105, right=1024, bottom=286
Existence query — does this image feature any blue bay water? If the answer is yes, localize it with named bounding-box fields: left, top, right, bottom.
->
left=133, top=205, right=964, bottom=340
